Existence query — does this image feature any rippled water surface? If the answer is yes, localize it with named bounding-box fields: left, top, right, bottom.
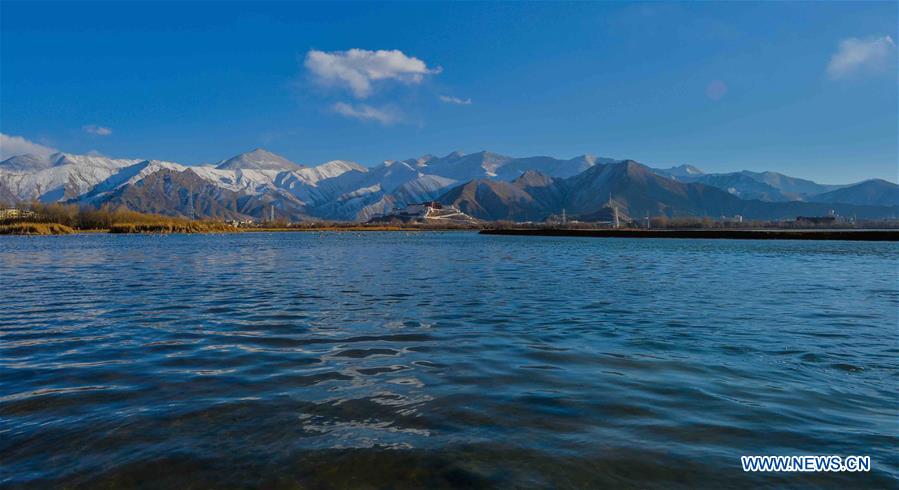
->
left=1, top=232, right=897, bottom=488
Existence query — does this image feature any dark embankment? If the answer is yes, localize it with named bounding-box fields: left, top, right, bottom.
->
left=480, top=228, right=899, bottom=241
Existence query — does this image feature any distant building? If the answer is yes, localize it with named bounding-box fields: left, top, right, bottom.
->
left=399, top=201, right=443, bottom=216
left=225, top=218, right=256, bottom=228
left=0, top=208, right=36, bottom=220
left=371, top=201, right=477, bottom=225
left=394, top=201, right=443, bottom=217
left=720, top=215, right=744, bottom=224
left=544, top=212, right=575, bottom=225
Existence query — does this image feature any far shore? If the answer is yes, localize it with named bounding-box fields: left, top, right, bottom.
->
left=5, top=203, right=898, bottom=237
left=0, top=222, right=479, bottom=235
left=5, top=223, right=899, bottom=240
left=480, top=228, right=899, bottom=241
left=243, top=226, right=474, bottom=233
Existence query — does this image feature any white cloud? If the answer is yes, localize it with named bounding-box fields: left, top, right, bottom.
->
left=83, top=124, right=112, bottom=136
left=0, top=133, right=58, bottom=160
left=827, top=35, right=896, bottom=79
left=305, top=49, right=441, bottom=98
left=439, top=95, right=472, bottom=105
left=331, top=102, right=401, bottom=124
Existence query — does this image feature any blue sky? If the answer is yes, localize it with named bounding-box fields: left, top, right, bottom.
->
left=1, top=1, right=896, bottom=183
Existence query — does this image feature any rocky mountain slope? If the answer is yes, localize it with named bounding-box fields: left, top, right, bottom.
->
left=651, top=165, right=856, bottom=202
left=214, top=148, right=305, bottom=172
left=0, top=153, right=141, bottom=202
left=1, top=148, right=896, bottom=221
left=439, top=160, right=899, bottom=222
left=808, top=179, right=899, bottom=207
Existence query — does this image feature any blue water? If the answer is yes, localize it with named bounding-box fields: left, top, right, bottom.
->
left=1, top=232, right=897, bottom=488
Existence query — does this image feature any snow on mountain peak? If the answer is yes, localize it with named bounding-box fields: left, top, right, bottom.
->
left=0, top=151, right=147, bottom=202
left=305, top=160, right=366, bottom=179
left=52, top=153, right=142, bottom=170
left=0, top=153, right=55, bottom=172
left=216, top=149, right=304, bottom=171
left=0, top=152, right=139, bottom=173
left=651, top=164, right=704, bottom=180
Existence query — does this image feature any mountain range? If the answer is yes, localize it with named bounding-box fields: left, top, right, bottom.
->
left=1, top=148, right=896, bottom=222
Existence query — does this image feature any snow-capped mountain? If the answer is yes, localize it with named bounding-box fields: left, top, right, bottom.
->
left=1, top=148, right=895, bottom=221
left=214, top=148, right=305, bottom=171
left=650, top=166, right=850, bottom=202
left=652, top=164, right=704, bottom=180
left=77, top=160, right=188, bottom=204
left=0, top=154, right=59, bottom=172
left=0, top=152, right=142, bottom=202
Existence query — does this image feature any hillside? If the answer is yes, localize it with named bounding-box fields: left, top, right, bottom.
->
left=2, top=148, right=896, bottom=222
left=438, top=160, right=899, bottom=222
left=808, top=179, right=899, bottom=207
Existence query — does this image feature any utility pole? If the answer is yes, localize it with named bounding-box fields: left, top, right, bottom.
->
left=187, top=190, right=196, bottom=220
left=609, top=193, right=619, bottom=229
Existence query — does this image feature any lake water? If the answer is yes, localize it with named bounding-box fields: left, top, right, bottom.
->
left=1, top=232, right=896, bottom=488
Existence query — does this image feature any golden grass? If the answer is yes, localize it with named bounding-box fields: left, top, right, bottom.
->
left=108, top=221, right=238, bottom=234
left=8, top=202, right=244, bottom=233
left=0, top=222, right=75, bottom=235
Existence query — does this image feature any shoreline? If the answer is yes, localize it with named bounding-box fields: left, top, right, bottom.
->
left=243, top=226, right=474, bottom=233
left=0, top=224, right=479, bottom=235
left=479, top=228, right=899, bottom=241
left=5, top=224, right=899, bottom=239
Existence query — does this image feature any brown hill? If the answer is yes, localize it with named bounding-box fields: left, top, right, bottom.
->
left=89, top=168, right=309, bottom=220
left=438, top=160, right=899, bottom=221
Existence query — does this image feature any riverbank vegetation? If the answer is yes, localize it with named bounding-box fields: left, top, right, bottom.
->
left=1, top=203, right=237, bottom=234
left=247, top=219, right=482, bottom=232
left=108, top=221, right=237, bottom=234
left=3, top=201, right=895, bottom=235
left=0, top=222, right=76, bottom=235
